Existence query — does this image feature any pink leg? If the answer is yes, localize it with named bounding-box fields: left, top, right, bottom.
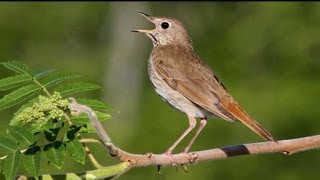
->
left=165, top=116, right=197, bottom=155
left=183, top=118, right=207, bottom=153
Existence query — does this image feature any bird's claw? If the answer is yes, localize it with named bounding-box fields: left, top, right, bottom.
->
left=181, top=164, right=188, bottom=173
left=157, top=165, right=162, bottom=175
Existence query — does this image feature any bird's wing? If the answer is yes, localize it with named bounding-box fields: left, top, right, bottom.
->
left=153, top=45, right=235, bottom=121
left=153, top=45, right=275, bottom=141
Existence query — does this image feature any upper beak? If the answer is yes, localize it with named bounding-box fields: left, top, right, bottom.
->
left=131, top=12, right=155, bottom=33
left=138, top=12, right=154, bottom=22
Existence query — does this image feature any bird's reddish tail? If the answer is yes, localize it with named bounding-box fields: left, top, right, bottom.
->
left=221, top=99, right=275, bottom=141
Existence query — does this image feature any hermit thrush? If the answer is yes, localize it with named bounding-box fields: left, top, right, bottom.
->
left=132, top=12, right=275, bottom=156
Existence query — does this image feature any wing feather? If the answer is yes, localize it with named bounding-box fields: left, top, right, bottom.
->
left=153, top=45, right=235, bottom=121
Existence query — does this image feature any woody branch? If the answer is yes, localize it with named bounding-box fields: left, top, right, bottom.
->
left=69, top=98, right=320, bottom=168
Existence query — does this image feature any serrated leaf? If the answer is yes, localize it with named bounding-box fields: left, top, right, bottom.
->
left=0, top=84, right=41, bottom=110
left=55, top=82, right=100, bottom=97
left=1, top=61, right=31, bottom=75
left=0, top=137, right=18, bottom=153
left=3, top=150, right=20, bottom=180
left=76, top=98, right=112, bottom=110
left=0, top=74, right=33, bottom=91
left=41, top=72, right=82, bottom=87
left=70, top=116, right=89, bottom=124
left=23, top=146, right=41, bottom=178
left=8, top=126, right=36, bottom=145
left=44, top=141, right=65, bottom=169
left=95, top=111, right=112, bottom=121
left=71, top=111, right=111, bottom=124
left=66, top=139, right=85, bottom=164
left=34, top=69, right=56, bottom=78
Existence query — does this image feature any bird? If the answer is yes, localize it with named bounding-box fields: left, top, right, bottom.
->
left=132, top=12, right=275, bottom=156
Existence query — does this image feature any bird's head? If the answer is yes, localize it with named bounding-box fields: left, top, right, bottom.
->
left=132, top=12, right=192, bottom=47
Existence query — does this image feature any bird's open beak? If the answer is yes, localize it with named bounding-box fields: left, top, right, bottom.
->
left=131, top=12, right=155, bottom=33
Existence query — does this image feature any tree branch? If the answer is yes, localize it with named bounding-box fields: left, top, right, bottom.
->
left=113, top=134, right=320, bottom=168
left=69, top=98, right=320, bottom=169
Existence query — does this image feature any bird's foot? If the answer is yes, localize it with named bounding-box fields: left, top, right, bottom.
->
left=164, top=150, right=176, bottom=166
left=181, top=164, right=188, bottom=173
left=182, top=149, right=197, bottom=164
left=171, top=151, right=189, bottom=173
left=165, top=151, right=188, bottom=173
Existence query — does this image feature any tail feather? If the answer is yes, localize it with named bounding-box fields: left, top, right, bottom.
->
left=221, top=99, right=275, bottom=141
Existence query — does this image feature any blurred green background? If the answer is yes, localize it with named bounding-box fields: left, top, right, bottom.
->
left=0, top=2, right=320, bottom=180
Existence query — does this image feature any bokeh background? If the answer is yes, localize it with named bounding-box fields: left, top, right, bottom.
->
left=0, top=2, right=320, bottom=180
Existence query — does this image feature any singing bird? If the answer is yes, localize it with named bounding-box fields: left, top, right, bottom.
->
left=132, top=12, right=275, bottom=156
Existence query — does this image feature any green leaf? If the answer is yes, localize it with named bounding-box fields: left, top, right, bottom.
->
left=66, top=138, right=85, bottom=164
left=81, top=162, right=130, bottom=179
left=71, top=111, right=110, bottom=133
left=76, top=98, right=112, bottom=110
left=23, top=146, right=41, bottom=178
left=95, top=111, right=112, bottom=121
left=0, top=137, right=18, bottom=153
left=3, top=150, right=20, bottom=180
left=41, top=72, right=82, bottom=87
left=43, top=121, right=64, bottom=132
left=44, top=141, right=65, bottom=169
left=65, top=125, right=82, bottom=140
left=30, top=120, right=47, bottom=134
left=8, top=126, right=36, bottom=146
left=0, top=84, right=41, bottom=110
left=44, top=129, right=60, bottom=142
left=34, top=69, right=56, bottom=79
left=70, top=115, right=89, bottom=124
left=71, top=111, right=111, bottom=124
left=0, top=74, right=33, bottom=91
left=43, top=121, right=64, bottom=142
left=1, top=61, right=31, bottom=75
left=55, top=82, right=100, bottom=97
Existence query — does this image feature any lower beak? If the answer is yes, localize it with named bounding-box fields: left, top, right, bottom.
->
left=131, top=29, right=152, bottom=33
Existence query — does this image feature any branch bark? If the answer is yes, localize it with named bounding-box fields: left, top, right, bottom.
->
left=69, top=98, right=320, bottom=169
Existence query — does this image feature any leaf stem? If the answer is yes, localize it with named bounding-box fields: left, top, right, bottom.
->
left=32, top=78, right=51, bottom=97
left=79, top=138, right=101, bottom=144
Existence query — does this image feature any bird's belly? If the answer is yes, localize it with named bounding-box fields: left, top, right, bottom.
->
left=148, top=62, right=208, bottom=118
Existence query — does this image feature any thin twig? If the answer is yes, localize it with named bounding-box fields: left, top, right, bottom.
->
left=80, top=138, right=102, bottom=144
left=69, top=98, right=118, bottom=156
left=83, top=143, right=104, bottom=169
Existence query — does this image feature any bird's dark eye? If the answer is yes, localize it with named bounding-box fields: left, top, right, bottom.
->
left=161, top=22, right=169, bottom=29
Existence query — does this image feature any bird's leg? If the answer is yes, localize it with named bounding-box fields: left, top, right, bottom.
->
left=183, top=117, right=207, bottom=154
left=165, top=116, right=197, bottom=156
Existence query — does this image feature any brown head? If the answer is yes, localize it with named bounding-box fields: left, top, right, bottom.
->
left=132, top=12, right=192, bottom=48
